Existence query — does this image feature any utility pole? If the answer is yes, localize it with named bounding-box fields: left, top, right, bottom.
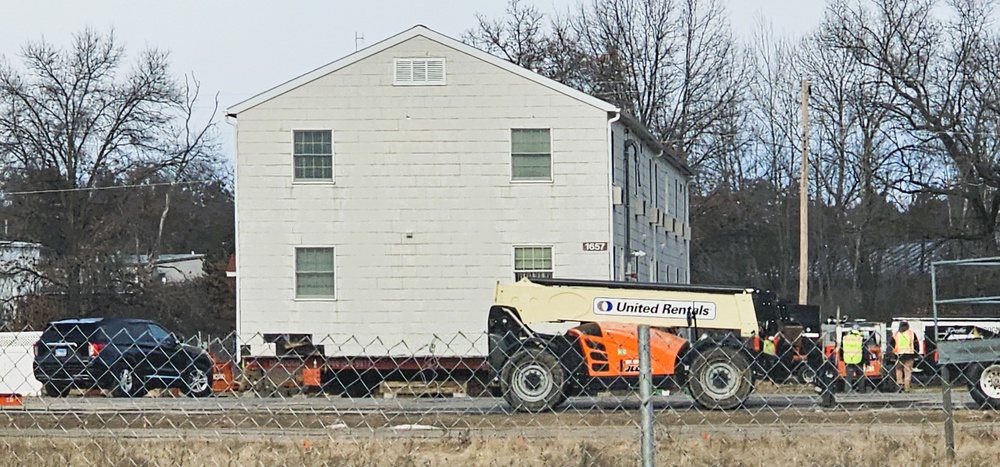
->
left=355, top=32, right=365, bottom=51
left=799, top=80, right=810, bottom=305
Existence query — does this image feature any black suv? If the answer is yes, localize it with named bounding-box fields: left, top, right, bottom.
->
left=33, top=318, right=214, bottom=398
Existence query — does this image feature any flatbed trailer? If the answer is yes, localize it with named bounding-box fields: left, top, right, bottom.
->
left=240, top=353, right=489, bottom=397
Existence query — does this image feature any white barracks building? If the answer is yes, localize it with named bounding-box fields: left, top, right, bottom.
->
left=227, top=26, right=692, bottom=357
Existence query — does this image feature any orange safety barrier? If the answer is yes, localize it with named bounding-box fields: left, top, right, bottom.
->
left=303, top=359, right=323, bottom=388
left=0, top=394, right=23, bottom=407
left=302, top=367, right=321, bottom=387
left=212, top=361, right=237, bottom=392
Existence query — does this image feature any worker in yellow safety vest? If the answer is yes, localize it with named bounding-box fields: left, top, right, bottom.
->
left=763, top=337, right=777, bottom=357
left=841, top=326, right=866, bottom=393
left=755, top=330, right=780, bottom=382
left=893, top=321, right=919, bottom=392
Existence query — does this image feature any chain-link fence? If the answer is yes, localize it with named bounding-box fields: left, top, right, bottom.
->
left=2, top=318, right=1000, bottom=466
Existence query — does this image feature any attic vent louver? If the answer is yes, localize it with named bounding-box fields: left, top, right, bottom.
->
left=394, top=58, right=446, bottom=85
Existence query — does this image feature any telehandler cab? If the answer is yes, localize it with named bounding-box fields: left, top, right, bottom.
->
left=488, top=278, right=814, bottom=411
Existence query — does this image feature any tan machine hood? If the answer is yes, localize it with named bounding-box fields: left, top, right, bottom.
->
left=494, top=278, right=761, bottom=338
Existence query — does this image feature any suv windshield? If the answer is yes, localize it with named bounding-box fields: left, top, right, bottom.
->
left=148, top=324, right=171, bottom=342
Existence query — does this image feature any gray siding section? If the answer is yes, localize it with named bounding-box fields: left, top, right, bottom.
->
left=609, top=123, right=690, bottom=284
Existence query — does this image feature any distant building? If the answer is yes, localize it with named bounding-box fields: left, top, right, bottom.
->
left=126, top=253, right=206, bottom=283
left=225, top=254, right=237, bottom=292
left=0, top=241, right=43, bottom=324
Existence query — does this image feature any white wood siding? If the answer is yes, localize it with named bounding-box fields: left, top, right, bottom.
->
left=235, top=36, right=613, bottom=356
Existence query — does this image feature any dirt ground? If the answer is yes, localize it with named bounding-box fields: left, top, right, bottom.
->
left=0, top=408, right=984, bottom=434
left=3, top=428, right=998, bottom=466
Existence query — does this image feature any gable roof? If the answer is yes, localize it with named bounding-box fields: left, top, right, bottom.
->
left=226, top=25, right=619, bottom=116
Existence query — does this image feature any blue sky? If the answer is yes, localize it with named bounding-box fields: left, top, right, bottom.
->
left=0, top=1, right=825, bottom=161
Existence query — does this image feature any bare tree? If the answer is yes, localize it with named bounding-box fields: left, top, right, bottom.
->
left=463, top=1, right=592, bottom=89
left=823, top=0, right=1000, bottom=254
left=692, top=20, right=802, bottom=296
left=0, top=28, right=222, bottom=315
left=464, top=0, right=549, bottom=71
left=567, top=0, right=745, bottom=165
left=745, top=20, right=801, bottom=190
left=795, top=30, right=903, bottom=313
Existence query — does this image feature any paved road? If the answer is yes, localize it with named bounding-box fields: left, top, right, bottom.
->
left=10, top=389, right=977, bottom=414
left=1, top=389, right=990, bottom=441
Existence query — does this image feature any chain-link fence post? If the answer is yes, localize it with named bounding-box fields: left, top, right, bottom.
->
left=638, top=324, right=654, bottom=467
left=941, top=365, right=956, bottom=458
left=931, top=263, right=956, bottom=459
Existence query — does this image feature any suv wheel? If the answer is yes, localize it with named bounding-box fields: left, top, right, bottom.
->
left=112, top=366, right=148, bottom=398
left=183, top=366, right=214, bottom=397
left=43, top=383, right=70, bottom=397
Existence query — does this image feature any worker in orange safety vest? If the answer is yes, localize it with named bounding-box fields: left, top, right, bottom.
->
left=892, top=321, right=919, bottom=392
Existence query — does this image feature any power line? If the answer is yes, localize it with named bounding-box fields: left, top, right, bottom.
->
left=1, top=180, right=211, bottom=197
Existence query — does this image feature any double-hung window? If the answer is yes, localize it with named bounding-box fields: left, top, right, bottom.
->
left=674, top=180, right=687, bottom=221
left=293, top=130, right=333, bottom=181
left=650, top=160, right=657, bottom=208
left=295, top=247, right=336, bottom=299
left=514, top=246, right=553, bottom=280
left=511, top=129, right=551, bottom=181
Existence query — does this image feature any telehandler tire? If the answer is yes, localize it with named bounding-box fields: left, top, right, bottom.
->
left=501, top=348, right=566, bottom=412
left=794, top=364, right=816, bottom=385
left=688, top=346, right=752, bottom=410
left=969, top=363, right=1000, bottom=410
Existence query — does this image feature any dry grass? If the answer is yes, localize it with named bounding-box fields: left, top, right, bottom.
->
left=3, top=429, right=1000, bottom=467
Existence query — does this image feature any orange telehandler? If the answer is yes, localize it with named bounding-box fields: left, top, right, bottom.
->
left=487, top=278, right=817, bottom=411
